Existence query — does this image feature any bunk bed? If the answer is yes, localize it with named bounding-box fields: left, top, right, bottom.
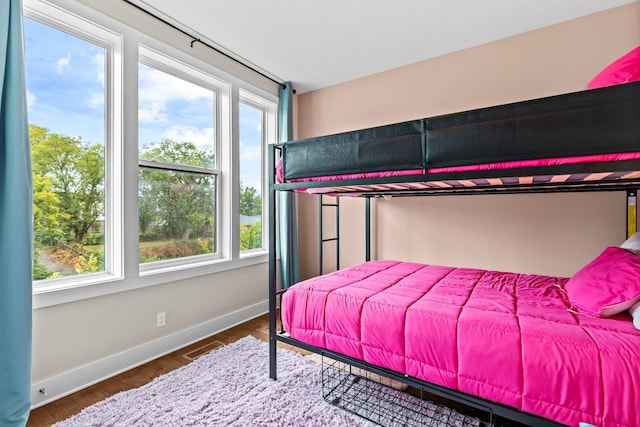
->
left=268, top=80, right=640, bottom=427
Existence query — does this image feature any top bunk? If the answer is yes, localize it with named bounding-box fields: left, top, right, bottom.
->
left=272, top=81, right=640, bottom=197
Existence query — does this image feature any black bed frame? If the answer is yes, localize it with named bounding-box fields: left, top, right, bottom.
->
left=267, top=81, right=640, bottom=427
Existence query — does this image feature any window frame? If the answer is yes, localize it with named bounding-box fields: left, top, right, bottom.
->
left=25, top=0, right=124, bottom=292
left=238, top=90, right=277, bottom=256
left=137, top=46, right=226, bottom=274
left=26, top=0, right=280, bottom=309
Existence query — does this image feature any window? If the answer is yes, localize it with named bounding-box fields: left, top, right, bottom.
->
left=138, top=48, right=223, bottom=268
left=239, top=92, right=276, bottom=254
left=24, top=4, right=121, bottom=284
left=239, top=101, right=263, bottom=251
left=25, top=0, right=278, bottom=305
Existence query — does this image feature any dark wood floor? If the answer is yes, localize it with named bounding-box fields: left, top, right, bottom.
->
left=27, top=313, right=275, bottom=427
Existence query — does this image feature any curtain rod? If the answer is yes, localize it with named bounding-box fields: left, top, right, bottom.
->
left=122, top=0, right=287, bottom=90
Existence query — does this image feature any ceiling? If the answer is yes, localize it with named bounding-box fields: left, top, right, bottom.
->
left=132, top=0, right=638, bottom=93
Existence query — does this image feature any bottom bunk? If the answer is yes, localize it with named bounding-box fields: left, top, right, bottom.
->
left=274, top=258, right=640, bottom=427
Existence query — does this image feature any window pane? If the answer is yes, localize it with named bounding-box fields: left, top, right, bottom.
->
left=138, top=63, right=216, bottom=263
left=239, top=102, right=263, bottom=251
left=25, top=17, right=106, bottom=280
left=139, top=168, right=216, bottom=263
left=138, top=64, right=215, bottom=168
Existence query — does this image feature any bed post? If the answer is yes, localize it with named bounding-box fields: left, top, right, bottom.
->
left=319, top=195, right=324, bottom=275
left=268, top=145, right=278, bottom=380
left=365, top=197, right=371, bottom=262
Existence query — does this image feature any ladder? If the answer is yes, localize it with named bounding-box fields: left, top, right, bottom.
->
left=319, top=195, right=339, bottom=275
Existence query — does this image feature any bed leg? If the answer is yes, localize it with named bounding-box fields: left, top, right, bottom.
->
left=365, top=197, right=371, bottom=261
left=268, top=145, right=278, bottom=381
left=269, top=336, right=277, bottom=380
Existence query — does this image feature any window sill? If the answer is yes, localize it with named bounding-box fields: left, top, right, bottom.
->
left=32, top=252, right=269, bottom=309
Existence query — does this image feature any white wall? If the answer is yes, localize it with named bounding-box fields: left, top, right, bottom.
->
left=32, top=264, right=268, bottom=407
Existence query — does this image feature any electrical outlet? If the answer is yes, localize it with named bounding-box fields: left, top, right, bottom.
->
left=156, top=311, right=166, bottom=328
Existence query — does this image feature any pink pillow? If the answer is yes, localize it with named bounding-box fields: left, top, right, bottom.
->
left=587, top=46, right=640, bottom=89
left=565, top=246, right=640, bottom=317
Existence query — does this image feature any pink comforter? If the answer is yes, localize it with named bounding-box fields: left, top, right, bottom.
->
left=281, top=260, right=640, bottom=427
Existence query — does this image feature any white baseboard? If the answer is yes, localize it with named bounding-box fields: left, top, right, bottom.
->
left=31, top=300, right=268, bottom=409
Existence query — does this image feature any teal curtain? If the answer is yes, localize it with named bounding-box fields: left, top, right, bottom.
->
left=0, top=0, right=33, bottom=425
left=278, top=83, right=299, bottom=288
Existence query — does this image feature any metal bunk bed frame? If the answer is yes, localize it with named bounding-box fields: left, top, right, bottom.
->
left=267, top=81, right=640, bottom=427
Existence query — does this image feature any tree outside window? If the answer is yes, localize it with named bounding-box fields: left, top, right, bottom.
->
left=239, top=101, right=264, bottom=251
left=138, top=60, right=218, bottom=264
left=25, top=17, right=107, bottom=280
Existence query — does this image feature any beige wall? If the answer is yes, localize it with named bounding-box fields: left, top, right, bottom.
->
left=295, top=2, right=640, bottom=279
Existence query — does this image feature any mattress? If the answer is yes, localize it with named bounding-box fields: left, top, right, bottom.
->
left=281, top=260, right=640, bottom=427
left=276, top=153, right=640, bottom=195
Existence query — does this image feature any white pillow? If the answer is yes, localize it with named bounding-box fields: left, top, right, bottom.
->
left=630, top=300, right=640, bottom=331
left=621, top=232, right=640, bottom=251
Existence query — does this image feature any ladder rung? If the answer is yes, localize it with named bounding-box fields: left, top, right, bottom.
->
left=322, top=203, right=339, bottom=207
left=322, top=237, right=338, bottom=242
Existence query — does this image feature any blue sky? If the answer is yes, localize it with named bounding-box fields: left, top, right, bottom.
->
left=24, top=17, right=105, bottom=146
left=24, top=17, right=263, bottom=194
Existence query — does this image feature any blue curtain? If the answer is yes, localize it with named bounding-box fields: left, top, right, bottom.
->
left=277, top=83, right=299, bottom=288
left=0, top=0, right=33, bottom=425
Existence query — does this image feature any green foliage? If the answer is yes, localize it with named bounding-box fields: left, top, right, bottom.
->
left=32, top=262, right=52, bottom=281
left=139, top=238, right=214, bottom=263
left=240, top=182, right=261, bottom=216
left=139, top=139, right=215, bottom=248
left=30, top=124, right=105, bottom=279
left=32, top=174, right=62, bottom=246
left=30, top=130, right=230, bottom=276
left=32, top=250, right=51, bottom=280
left=139, top=139, right=214, bottom=168
left=30, top=124, right=104, bottom=245
left=73, top=253, right=102, bottom=274
left=83, top=232, right=104, bottom=246
left=239, top=182, right=262, bottom=250
left=240, top=220, right=262, bottom=251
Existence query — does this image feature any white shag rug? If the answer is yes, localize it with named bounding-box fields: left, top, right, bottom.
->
left=53, top=336, right=377, bottom=427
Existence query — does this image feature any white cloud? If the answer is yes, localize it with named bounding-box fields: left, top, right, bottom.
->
left=138, top=65, right=212, bottom=123
left=241, top=116, right=262, bottom=134
left=166, top=125, right=214, bottom=150
left=77, top=53, right=105, bottom=110
left=91, top=52, right=105, bottom=87
left=139, top=103, right=168, bottom=123
left=88, top=92, right=103, bottom=109
left=240, top=142, right=262, bottom=161
left=242, top=180, right=262, bottom=193
left=56, top=53, right=71, bottom=74
left=26, top=90, right=36, bottom=110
